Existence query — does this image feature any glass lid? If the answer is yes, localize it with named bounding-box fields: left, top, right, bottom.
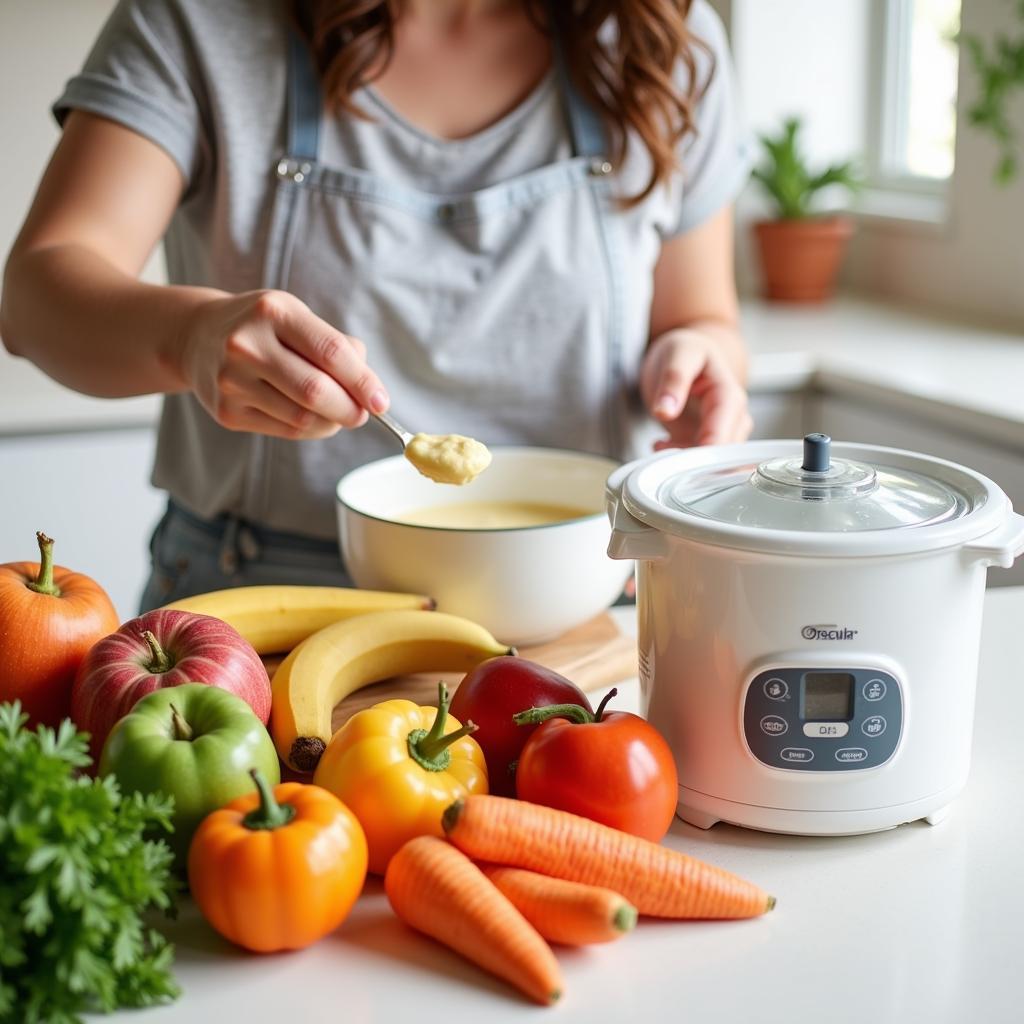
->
left=661, top=434, right=974, bottom=532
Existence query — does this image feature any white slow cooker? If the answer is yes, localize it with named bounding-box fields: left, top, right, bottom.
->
left=606, top=434, right=1024, bottom=836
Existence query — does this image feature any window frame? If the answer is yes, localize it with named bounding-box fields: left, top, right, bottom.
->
left=861, top=0, right=959, bottom=221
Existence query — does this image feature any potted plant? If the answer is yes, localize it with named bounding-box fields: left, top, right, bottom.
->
left=751, top=116, right=863, bottom=303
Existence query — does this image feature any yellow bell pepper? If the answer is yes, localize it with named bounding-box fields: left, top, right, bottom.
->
left=313, top=682, right=488, bottom=874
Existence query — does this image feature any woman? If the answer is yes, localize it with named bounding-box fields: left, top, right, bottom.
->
left=1, top=0, right=751, bottom=609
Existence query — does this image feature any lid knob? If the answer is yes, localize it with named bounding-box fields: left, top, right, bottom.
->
left=802, top=433, right=832, bottom=473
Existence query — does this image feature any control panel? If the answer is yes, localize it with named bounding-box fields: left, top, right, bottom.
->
left=743, top=667, right=902, bottom=772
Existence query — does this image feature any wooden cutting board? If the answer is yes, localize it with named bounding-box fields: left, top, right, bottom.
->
left=263, top=612, right=637, bottom=734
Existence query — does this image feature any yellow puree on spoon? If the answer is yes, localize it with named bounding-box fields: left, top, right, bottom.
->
left=405, top=432, right=492, bottom=485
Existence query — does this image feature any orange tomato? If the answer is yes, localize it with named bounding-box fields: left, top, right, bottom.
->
left=188, top=771, right=368, bottom=952
left=0, top=532, right=118, bottom=727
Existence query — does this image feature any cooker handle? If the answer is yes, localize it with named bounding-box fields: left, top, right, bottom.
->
left=605, top=461, right=670, bottom=562
left=963, top=512, right=1024, bottom=568
left=607, top=505, right=670, bottom=562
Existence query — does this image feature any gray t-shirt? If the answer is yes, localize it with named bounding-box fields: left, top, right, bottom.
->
left=54, top=0, right=751, bottom=538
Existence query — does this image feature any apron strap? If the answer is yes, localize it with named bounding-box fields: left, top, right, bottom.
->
left=551, top=29, right=609, bottom=160
left=287, top=30, right=322, bottom=161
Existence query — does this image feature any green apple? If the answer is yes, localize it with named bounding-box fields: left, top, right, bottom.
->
left=99, top=682, right=280, bottom=863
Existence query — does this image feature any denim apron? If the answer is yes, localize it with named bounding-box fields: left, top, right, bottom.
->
left=140, top=30, right=628, bottom=611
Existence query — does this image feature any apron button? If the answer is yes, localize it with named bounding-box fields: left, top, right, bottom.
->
left=277, top=159, right=311, bottom=183
left=589, top=159, right=613, bottom=176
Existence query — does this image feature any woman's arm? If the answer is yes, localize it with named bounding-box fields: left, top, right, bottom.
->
left=1, top=112, right=388, bottom=438
left=2, top=112, right=202, bottom=395
left=641, top=205, right=751, bottom=447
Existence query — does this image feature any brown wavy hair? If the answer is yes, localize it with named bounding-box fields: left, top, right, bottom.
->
left=287, top=1, right=711, bottom=205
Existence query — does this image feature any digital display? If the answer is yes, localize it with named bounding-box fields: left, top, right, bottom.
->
left=802, top=673, right=854, bottom=720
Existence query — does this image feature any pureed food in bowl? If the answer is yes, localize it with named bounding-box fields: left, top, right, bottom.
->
left=336, top=447, right=633, bottom=644
left=398, top=502, right=594, bottom=529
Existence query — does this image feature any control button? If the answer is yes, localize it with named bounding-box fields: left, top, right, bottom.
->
left=863, top=678, right=887, bottom=701
left=763, top=677, right=789, bottom=701
left=862, top=715, right=887, bottom=738
left=760, top=715, right=788, bottom=736
left=802, top=722, right=849, bottom=738
left=781, top=747, right=814, bottom=763
left=836, top=747, right=868, bottom=763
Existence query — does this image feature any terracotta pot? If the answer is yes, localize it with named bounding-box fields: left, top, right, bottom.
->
left=753, top=215, right=854, bottom=303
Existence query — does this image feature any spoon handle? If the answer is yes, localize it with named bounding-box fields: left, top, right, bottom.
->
left=373, top=411, right=414, bottom=448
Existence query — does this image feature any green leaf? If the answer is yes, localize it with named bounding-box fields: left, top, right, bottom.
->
left=997, top=151, right=1017, bottom=183
left=112, top=915, right=143, bottom=971
left=24, top=844, right=60, bottom=873
left=21, top=888, right=51, bottom=934
left=0, top=701, right=28, bottom=739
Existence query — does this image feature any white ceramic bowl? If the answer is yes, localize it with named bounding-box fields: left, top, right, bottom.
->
left=336, top=447, right=633, bottom=645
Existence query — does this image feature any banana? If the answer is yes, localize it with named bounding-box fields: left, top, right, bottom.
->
left=164, top=585, right=434, bottom=654
left=270, top=609, right=514, bottom=772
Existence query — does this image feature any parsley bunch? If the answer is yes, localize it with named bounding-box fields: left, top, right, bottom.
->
left=0, top=703, right=180, bottom=1024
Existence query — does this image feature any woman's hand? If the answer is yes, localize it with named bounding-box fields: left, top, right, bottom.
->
left=640, top=328, right=752, bottom=449
left=180, top=289, right=390, bottom=440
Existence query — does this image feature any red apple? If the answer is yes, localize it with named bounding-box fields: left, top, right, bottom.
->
left=71, top=608, right=271, bottom=761
left=449, top=656, right=593, bottom=797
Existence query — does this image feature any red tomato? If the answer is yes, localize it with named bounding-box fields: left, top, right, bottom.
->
left=449, top=656, right=593, bottom=797
left=515, top=690, right=679, bottom=841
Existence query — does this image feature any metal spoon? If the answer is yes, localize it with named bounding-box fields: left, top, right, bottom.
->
left=373, top=411, right=414, bottom=448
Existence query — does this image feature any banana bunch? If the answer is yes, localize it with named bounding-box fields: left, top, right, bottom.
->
left=164, top=585, right=513, bottom=773
left=270, top=609, right=513, bottom=772
left=165, top=584, right=434, bottom=654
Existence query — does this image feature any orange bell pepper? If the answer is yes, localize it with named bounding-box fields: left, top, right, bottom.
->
left=188, top=769, right=367, bottom=952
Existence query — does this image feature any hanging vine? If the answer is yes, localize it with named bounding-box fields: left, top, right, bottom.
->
left=962, top=0, right=1024, bottom=183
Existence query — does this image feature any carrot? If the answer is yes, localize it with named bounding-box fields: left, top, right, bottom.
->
left=443, top=796, right=776, bottom=920
left=480, top=864, right=637, bottom=946
left=384, top=836, right=563, bottom=1006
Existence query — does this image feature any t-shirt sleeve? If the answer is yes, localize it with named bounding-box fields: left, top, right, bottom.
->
left=52, top=0, right=207, bottom=188
left=668, top=0, right=753, bottom=236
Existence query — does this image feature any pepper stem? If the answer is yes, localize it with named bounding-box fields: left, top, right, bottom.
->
left=169, top=703, right=193, bottom=741
left=142, top=631, right=174, bottom=673
left=242, top=768, right=296, bottom=831
left=408, top=682, right=479, bottom=771
left=25, top=532, right=61, bottom=597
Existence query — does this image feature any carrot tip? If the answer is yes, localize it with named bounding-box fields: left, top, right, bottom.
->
left=441, top=799, right=464, bottom=834
left=766, top=895, right=777, bottom=912
left=613, top=904, right=638, bottom=933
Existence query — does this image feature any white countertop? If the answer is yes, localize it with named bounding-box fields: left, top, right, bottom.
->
left=96, top=585, right=1024, bottom=1024
left=2, top=295, right=1022, bottom=440
left=741, top=297, right=1024, bottom=449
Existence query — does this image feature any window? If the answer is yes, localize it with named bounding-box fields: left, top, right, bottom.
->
left=866, top=0, right=961, bottom=214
